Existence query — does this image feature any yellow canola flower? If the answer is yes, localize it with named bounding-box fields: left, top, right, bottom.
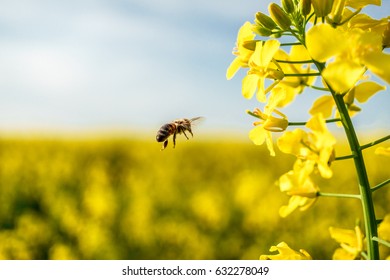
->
left=306, top=24, right=390, bottom=93
left=226, top=22, right=256, bottom=80
left=328, top=0, right=382, bottom=25
left=279, top=159, right=319, bottom=217
left=260, top=241, right=312, bottom=260
left=274, top=45, right=317, bottom=107
left=277, top=114, right=336, bottom=179
left=309, top=81, right=386, bottom=118
left=329, top=225, right=364, bottom=260
left=243, top=39, right=284, bottom=102
left=248, top=87, right=288, bottom=156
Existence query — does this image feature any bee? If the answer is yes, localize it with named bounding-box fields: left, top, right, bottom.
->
left=156, top=117, right=203, bottom=150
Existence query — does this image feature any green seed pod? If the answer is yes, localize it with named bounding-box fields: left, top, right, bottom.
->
left=255, top=12, right=277, bottom=30
left=282, top=0, right=295, bottom=14
left=269, top=3, right=292, bottom=30
left=299, top=0, right=312, bottom=16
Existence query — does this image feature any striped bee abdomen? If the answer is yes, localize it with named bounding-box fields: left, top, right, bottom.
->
left=156, top=123, right=176, bottom=142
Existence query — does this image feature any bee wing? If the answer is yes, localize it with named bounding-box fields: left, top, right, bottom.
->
left=189, top=116, right=204, bottom=124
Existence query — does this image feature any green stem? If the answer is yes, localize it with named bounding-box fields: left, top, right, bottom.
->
left=318, top=192, right=361, bottom=199
left=288, top=118, right=340, bottom=126
left=280, top=42, right=302, bottom=46
left=371, top=178, right=390, bottom=192
left=335, top=154, right=355, bottom=161
left=314, top=61, right=379, bottom=259
left=361, top=251, right=369, bottom=260
left=275, top=59, right=314, bottom=64
left=335, top=94, right=379, bottom=259
left=304, top=84, right=330, bottom=92
left=360, top=135, right=390, bottom=151
left=372, top=237, right=390, bottom=248
left=284, top=73, right=321, bottom=77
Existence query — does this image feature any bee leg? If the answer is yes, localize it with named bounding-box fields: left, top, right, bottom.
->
left=173, top=131, right=177, bottom=148
left=182, top=130, right=189, bottom=140
left=161, top=140, right=168, bottom=151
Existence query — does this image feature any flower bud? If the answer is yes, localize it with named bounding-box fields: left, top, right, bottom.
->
left=263, top=115, right=289, bottom=132
left=253, top=26, right=273, bottom=37
left=255, top=12, right=277, bottom=30
left=269, top=3, right=292, bottom=30
left=331, top=0, right=346, bottom=24
left=242, top=40, right=259, bottom=51
left=299, top=0, right=312, bottom=16
left=286, top=189, right=318, bottom=198
left=327, top=148, right=336, bottom=166
left=267, top=69, right=285, bottom=81
left=311, top=0, right=334, bottom=17
left=282, top=0, right=295, bottom=14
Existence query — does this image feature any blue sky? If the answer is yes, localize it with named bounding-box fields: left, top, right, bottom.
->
left=0, top=0, right=389, bottom=138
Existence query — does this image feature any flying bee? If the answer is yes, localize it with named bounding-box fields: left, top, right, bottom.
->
left=156, top=117, right=203, bottom=150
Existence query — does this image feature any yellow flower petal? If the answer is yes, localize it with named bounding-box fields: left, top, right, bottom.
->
left=329, top=226, right=364, bottom=260
left=306, top=24, right=347, bottom=62
left=260, top=39, right=281, bottom=66
left=237, top=21, right=256, bottom=43
left=348, top=13, right=389, bottom=32
left=226, top=21, right=255, bottom=80
left=289, top=44, right=312, bottom=61
left=322, top=60, right=365, bottom=93
left=277, top=129, right=307, bottom=155
left=279, top=196, right=309, bottom=217
left=352, top=81, right=386, bottom=103
left=242, top=74, right=258, bottom=99
left=265, top=131, right=276, bottom=156
left=332, top=248, right=356, bottom=260
left=260, top=242, right=312, bottom=260
left=346, top=0, right=381, bottom=9
left=309, top=95, right=334, bottom=118
left=226, top=57, right=242, bottom=80
left=363, top=52, right=390, bottom=84
left=255, top=77, right=267, bottom=102
left=249, top=125, right=266, bottom=145
left=249, top=126, right=275, bottom=156
left=266, top=86, right=286, bottom=113
left=278, top=159, right=318, bottom=217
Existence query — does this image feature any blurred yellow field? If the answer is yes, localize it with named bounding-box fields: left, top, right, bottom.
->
left=0, top=137, right=389, bottom=259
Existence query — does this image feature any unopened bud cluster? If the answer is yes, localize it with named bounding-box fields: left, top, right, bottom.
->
left=253, top=0, right=312, bottom=37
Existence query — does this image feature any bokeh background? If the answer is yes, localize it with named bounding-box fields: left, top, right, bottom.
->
left=0, top=0, right=389, bottom=259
